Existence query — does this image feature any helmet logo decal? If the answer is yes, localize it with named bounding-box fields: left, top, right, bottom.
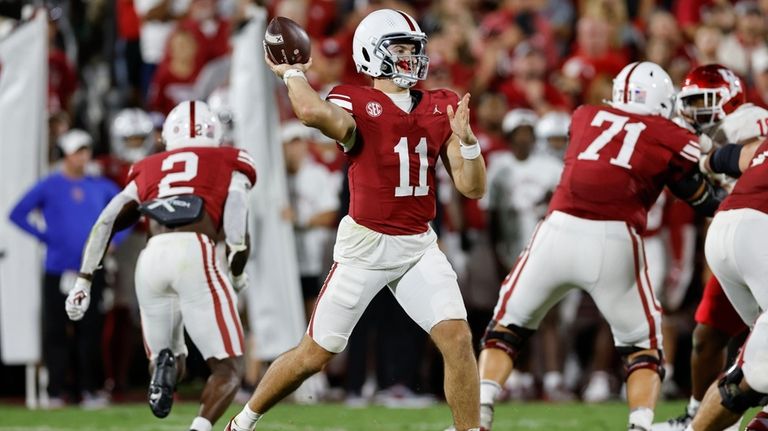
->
left=366, top=101, right=383, bottom=117
left=717, top=68, right=741, bottom=98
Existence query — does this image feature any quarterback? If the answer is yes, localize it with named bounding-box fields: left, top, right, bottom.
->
left=227, top=8, right=486, bottom=431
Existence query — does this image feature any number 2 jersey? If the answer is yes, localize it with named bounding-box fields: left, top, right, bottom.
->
left=127, top=146, right=257, bottom=228
left=327, top=85, right=458, bottom=236
left=548, top=105, right=701, bottom=232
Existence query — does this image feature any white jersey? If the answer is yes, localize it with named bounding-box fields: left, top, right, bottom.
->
left=484, top=151, right=563, bottom=241
left=710, top=103, right=768, bottom=145
left=287, top=160, right=340, bottom=276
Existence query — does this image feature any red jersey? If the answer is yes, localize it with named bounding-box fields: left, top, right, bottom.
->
left=127, top=146, right=256, bottom=227
left=326, top=85, right=458, bottom=235
left=720, top=139, right=768, bottom=214
left=548, top=105, right=700, bottom=232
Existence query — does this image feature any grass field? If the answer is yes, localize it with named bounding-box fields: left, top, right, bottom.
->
left=0, top=400, right=707, bottom=431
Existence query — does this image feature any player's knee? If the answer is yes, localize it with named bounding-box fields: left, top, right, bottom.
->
left=431, top=320, right=473, bottom=356
left=693, top=323, right=729, bottom=354
left=480, top=321, right=535, bottom=361
left=296, top=337, right=336, bottom=373
left=718, top=366, right=768, bottom=414
left=618, top=347, right=665, bottom=381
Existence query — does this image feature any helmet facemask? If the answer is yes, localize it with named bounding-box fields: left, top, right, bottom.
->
left=374, top=35, right=429, bottom=89
left=678, top=89, right=726, bottom=132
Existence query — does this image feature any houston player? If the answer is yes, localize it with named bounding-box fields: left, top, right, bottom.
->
left=65, top=100, right=256, bottom=431
left=653, top=64, right=768, bottom=431
left=680, top=122, right=768, bottom=431
left=227, top=9, right=486, bottom=431
left=476, top=62, right=723, bottom=431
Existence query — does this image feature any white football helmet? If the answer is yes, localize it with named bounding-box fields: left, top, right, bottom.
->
left=502, top=109, right=539, bottom=135
left=352, top=9, right=429, bottom=89
left=610, top=61, right=675, bottom=118
left=111, top=108, right=154, bottom=163
left=536, top=111, right=570, bottom=140
left=162, top=100, right=222, bottom=151
left=207, top=87, right=234, bottom=145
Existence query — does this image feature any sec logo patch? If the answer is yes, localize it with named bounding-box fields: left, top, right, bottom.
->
left=366, top=101, right=382, bottom=117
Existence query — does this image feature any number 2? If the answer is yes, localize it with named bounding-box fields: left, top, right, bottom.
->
left=158, top=152, right=199, bottom=197
left=394, top=137, right=429, bottom=197
left=578, top=110, right=646, bottom=169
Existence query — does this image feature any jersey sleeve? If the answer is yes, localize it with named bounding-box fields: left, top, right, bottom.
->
left=233, top=149, right=257, bottom=186
left=326, top=85, right=355, bottom=115
left=666, top=124, right=702, bottom=183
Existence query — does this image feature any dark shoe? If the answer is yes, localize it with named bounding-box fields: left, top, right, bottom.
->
left=148, top=348, right=176, bottom=418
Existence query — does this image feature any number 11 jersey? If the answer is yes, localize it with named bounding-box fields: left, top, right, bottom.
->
left=548, top=105, right=701, bottom=233
left=327, top=85, right=458, bottom=236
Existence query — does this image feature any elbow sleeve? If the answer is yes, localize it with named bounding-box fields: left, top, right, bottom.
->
left=709, top=144, right=743, bottom=178
left=668, top=171, right=724, bottom=217
left=223, top=172, right=251, bottom=251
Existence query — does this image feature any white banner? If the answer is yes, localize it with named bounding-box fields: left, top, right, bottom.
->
left=0, top=13, right=48, bottom=365
left=231, top=10, right=306, bottom=361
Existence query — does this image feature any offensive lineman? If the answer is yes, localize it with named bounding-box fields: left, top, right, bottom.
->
left=476, top=62, right=723, bottom=431
left=65, top=100, right=256, bottom=431
left=227, top=8, right=486, bottom=431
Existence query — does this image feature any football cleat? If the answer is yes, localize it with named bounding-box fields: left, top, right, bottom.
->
left=148, top=348, right=177, bottom=418
left=480, top=403, right=494, bottom=430
left=650, top=410, right=693, bottom=431
left=746, top=411, right=768, bottom=431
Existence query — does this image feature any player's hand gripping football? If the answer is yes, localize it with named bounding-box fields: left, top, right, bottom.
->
left=264, top=49, right=313, bottom=80
left=65, top=276, right=92, bottom=321
left=447, top=93, right=478, bottom=146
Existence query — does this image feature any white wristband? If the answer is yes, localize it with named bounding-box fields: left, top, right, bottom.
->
left=283, top=69, right=307, bottom=86
left=459, top=141, right=481, bottom=160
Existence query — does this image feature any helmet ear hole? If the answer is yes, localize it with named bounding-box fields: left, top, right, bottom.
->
left=362, top=47, right=370, bottom=62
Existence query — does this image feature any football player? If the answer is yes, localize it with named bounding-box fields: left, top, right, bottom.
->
left=227, top=8, right=486, bottom=431
left=681, top=117, right=768, bottom=431
left=65, top=100, right=256, bottom=431
left=653, top=64, right=768, bottom=431
left=476, top=61, right=723, bottom=431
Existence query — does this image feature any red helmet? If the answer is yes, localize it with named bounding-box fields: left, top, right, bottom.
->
left=678, top=64, right=745, bottom=129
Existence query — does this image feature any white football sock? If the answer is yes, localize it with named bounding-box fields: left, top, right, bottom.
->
left=190, top=417, right=212, bottom=431
left=233, top=404, right=262, bottom=430
left=687, top=396, right=701, bottom=416
left=480, top=380, right=502, bottom=405
left=543, top=371, right=563, bottom=392
left=629, top=407, right=654, bottom=431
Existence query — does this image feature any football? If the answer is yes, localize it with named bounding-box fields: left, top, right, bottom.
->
left=264, top=16, right=311, bottom=65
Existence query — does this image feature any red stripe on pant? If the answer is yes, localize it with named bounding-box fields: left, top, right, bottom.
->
left=640, top=240, right=662, bottom=312
left=308, top=262, right=338, bottom=338
left=627, top=225, right=658, bottom=350
left=197, top=233, right=236, bottom=357
left=212, top=253, right=245, bottom=354
left=493, top=222, right=543, bottom=322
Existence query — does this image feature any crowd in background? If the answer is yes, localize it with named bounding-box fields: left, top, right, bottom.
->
left=0, top=0, right=764, bottom=409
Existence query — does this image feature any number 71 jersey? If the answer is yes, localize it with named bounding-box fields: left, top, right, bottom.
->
left=327, top=85, right=458, bottom=235
left=548, top=104, right=701, bottom=232
left=127, top=146, right=257, bottom=227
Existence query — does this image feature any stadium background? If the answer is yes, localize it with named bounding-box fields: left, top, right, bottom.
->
left=0, top=0, right=761, bottom=427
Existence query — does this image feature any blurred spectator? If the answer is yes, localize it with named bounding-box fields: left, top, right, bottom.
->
left=148, top=27, right=203, bottom=114
left=133, top=0, right=190, bottom=98
left=115, top=0, right=144, bottom=105
left=690, top=25, right=723, bottom=67
left=47, top=15, right=77, bottom=114
left=560, top=17, right=627, bottom=105
left=645, top=10, right=691, bottom=85
left=498, top=42, right=571, bottom=115
left=8, top=130, right=122, bottom=408
left=281, top=121, right=340, bottom=320
left=716, top=0, right=768, bottom=81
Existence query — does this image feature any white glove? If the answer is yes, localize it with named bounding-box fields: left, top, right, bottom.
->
left=232, top=272, right=248, bottom=293
left=698, top=133, right=714, bottom=154
left=65, top=277, right=92, bottom=321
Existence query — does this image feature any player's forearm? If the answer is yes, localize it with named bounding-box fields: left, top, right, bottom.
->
left=80, top=185, right=138, bottom=276
left=456, top=156, right=487, bottom=199
left=285, top=75, right=353, bottom=143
